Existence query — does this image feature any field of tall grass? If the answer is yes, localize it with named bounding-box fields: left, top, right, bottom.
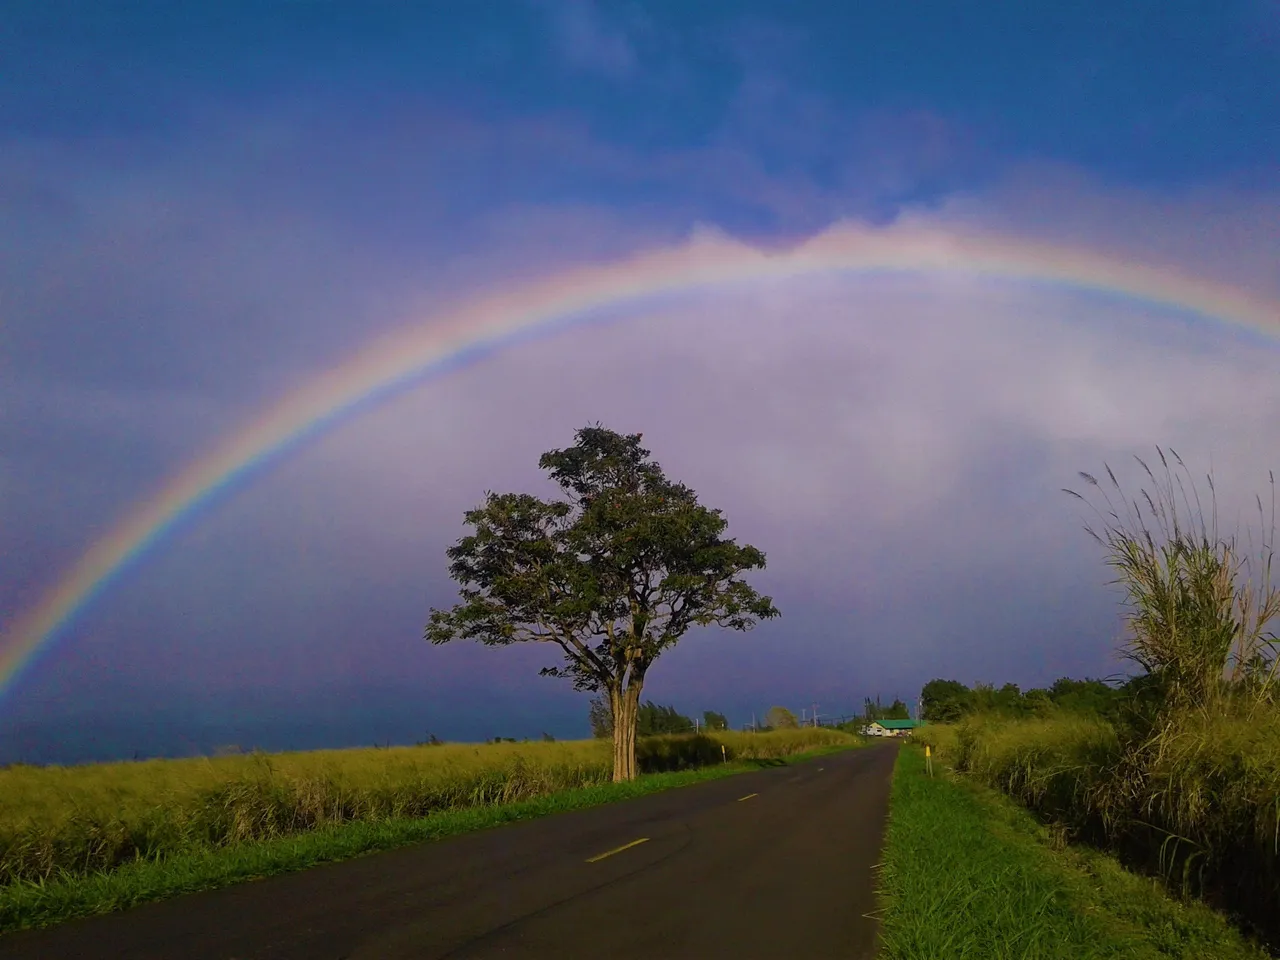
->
left=913, top=449, right=1280, bottom=946
left=878, top=744, right=1268, bottom=959
left=0, top=728, right=852, bottom=887
left=918, top=711, right=1280, bottom=948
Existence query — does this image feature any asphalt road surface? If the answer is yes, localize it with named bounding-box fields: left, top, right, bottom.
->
left=0, top=742, right=898, bottom=960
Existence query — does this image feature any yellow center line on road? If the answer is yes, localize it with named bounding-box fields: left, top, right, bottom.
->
left=737, top=792, right=759, bottom=801
left=585, top=837, right=650, bottom=863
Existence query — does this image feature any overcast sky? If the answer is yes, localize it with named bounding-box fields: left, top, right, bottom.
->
left=3, top=2, right=1279, bottom=763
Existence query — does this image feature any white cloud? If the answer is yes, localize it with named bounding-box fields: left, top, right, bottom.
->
left=7, top=103, right=1280, bottom=721
left=108, top=254, right=1276, bottom=709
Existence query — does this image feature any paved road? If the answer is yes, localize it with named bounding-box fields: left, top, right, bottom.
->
left=0, top=743, right=898, bottom=960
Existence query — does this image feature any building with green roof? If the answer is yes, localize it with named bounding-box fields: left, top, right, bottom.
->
left=862, top=718, right=924, bottom=737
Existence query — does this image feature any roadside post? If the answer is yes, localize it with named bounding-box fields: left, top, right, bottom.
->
left=721, top=744, right=727, bottom=763
left=925, top=743, right=933, bottom=777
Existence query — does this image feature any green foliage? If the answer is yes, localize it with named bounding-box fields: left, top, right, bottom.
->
left=921, top=678, right=972, bottom=722
left=635, top=701, right=694, bottom=735
left=590, top=697, right=726, bottom=738
left=702, top=710, right=729, bottom=731
left=878, top=747, right=1267, bottom=959
left=1049, top=678, right=1124, bottom=717
left=425, top=425, right=779, bottom=687
left=1063, top=448, right=1279, bottom=717
left=884, top=697, right=911, bottom=720
left=970, top=682, right=1036, bottom=716
left=902, top=448, right=1280, bottom=949
left=764, top=705, right=798, bottom=729
left=926, top=709, right=1280, bottom=950
left=863, top=696, right=912, bottom=722
left=919, top=676, right=1125, bottom=723
left=425, top=425, right=778, bottom=780
left=587, top=695, right=612, bottom=739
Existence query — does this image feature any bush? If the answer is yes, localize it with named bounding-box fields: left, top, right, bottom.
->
left=636, top=734, right=725, bottom=772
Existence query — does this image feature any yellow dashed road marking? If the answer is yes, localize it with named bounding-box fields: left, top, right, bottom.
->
left=585, top=838, right=649, bottom=863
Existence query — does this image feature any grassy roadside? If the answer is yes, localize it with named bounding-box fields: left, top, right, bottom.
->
left=1, top=728, right=852, bottom=886
left=0, top=744, right=852, bottom=936
left=876, top=746, right=1267, bottom=960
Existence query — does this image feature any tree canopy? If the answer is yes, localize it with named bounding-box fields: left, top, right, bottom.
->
left=919, top=676, right=1125, bottom=722
left=765, top=706, right=799, bottom=730
left=426, top=425, right=778, bottom=780
left=636, top=702, right=695, bottom=735
left=588, top=695, right=613, bottom=739
left=862, top=696, right=911, bottom=722
left=589, top=697, right=726, bottom=736
left=702, top=710, right=729, bottom=731
left=920, top=679, right=971, bottom=723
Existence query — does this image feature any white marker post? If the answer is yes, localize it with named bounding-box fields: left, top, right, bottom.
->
left=925, top=743, right=934, bottom=777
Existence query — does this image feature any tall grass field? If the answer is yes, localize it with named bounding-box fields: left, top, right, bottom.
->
left=918, top=712, right=1280, bottom=949
left=0, top=728, right=851, bottom=890
left=878, top=745, right=1267, bottom=959
left=906, top=449, right=1280, bottom=947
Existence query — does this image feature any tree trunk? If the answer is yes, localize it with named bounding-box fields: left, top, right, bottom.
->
left=610, top=681, right=643, bottom=781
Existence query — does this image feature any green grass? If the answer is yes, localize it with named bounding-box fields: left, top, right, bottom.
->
left=0, top=739, right=856, bottom=935
left=876, top=746, right=1267, bottom=960
left=918, top=710, right=1280, bottom=948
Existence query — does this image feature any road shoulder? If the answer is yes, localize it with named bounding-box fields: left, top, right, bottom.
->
left=875, top=745, right=1267, bottom=959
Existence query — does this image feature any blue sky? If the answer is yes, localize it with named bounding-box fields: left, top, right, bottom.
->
left=9, top=2, right=1276, bottom=179
left=2, top=2, right=1279, bottom=763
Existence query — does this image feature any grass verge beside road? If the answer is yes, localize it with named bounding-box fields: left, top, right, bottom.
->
left=876, top=746, right=1266, bottom=960
left=0, top=742, right=854, bottom=936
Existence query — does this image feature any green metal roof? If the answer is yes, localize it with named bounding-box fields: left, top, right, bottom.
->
left=870, top=719, right=923, bottom=729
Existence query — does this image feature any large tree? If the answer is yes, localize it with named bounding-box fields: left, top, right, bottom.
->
left=920, top=678, right=972, bottom=723
left=425, top=425, right=779, bottom=781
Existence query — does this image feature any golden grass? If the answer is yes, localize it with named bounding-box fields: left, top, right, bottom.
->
left=0, top=728, right=853, bottom=885
left=1, top=740, right=611, bottom=829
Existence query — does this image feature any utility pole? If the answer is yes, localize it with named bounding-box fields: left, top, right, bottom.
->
left=812, top=703, right=819, bottom=728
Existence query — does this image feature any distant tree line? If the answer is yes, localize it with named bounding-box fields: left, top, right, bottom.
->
left=588, top=696, right=730, bottom=738
left=588, top=699, right=915, bottom=735
left=862, top=696, right=911, bottom=722
left=920, top=677, right=1125, bottom=723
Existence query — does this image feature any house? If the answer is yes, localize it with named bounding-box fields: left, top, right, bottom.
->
left=862, top=719, right=924, bottom=738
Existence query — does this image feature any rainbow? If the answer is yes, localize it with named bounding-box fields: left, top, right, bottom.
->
left=3, top=221, right=1278, bottom=703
